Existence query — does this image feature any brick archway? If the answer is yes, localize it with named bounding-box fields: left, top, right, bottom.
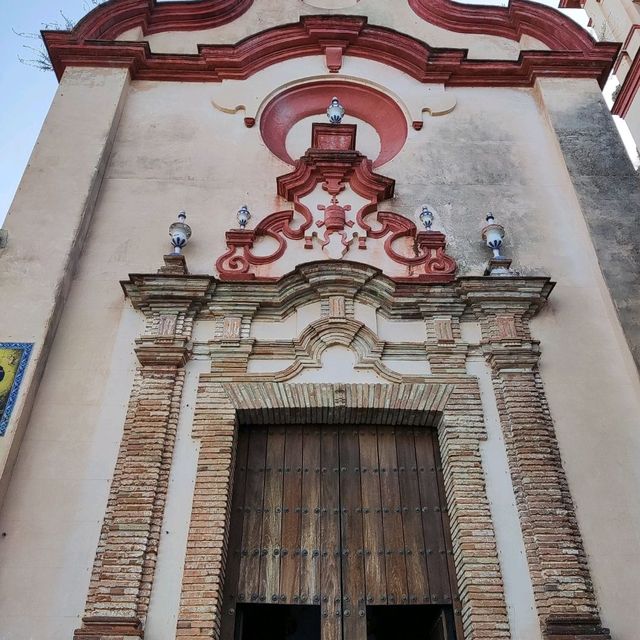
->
left=177, top=381, right=510, bottom=640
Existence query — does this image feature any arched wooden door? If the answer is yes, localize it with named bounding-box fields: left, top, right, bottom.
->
left=220, top=425, right=462, bottom=640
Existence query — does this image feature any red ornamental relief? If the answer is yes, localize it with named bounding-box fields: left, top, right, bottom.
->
left=215, top=123, right=457, bottom=283
left=43, top=13, right=617, bottom=88
left=317, top=197, right=353, bottom=252
left=62, top=0, right=593, bottom=50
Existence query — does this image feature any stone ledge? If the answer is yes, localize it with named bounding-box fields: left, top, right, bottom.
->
left=543, top=595, right=611, bottom=637
left=73, top=616, right=143, bottom=639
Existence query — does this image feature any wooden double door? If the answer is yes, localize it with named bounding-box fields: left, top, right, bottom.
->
left=221, top=425, right=461, bottom=640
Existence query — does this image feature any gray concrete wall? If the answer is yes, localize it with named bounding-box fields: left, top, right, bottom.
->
left=539, top=77, right=640, bottom=369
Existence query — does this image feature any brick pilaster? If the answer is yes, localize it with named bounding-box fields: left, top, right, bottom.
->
left=441, top=379, right=511, bottom=640
left=75, top=263, right=209, bottom=639
left=175, top=380, right=511, bottom=640
left=74, top=347, right=187, bottom=639
left=176, top=381, right=237, bottom=640
left=482, top=330, right=609, bottom=638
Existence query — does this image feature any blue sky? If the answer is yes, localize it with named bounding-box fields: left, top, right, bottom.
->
left=0, top=1, right=609, bottom=227
left=0, top=1, right=101, bottom=225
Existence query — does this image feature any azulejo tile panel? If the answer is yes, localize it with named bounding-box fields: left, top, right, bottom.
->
left=0, top=343, right=33, bottom=436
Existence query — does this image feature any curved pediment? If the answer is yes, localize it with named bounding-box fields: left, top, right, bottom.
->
left=57, top=0, right=594, bottom=52
left=44, top=18, right=618, bottom=89
left=408, top=0, right=595, bottom=51
left=63, top=0, right=253, bottom=40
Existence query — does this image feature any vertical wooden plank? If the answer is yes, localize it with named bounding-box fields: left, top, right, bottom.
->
left=434, top=433, right=464, bottom=639
left=377, top=427, right=408, bottom=606
left=415, top=428, right=450, bottom=604
left=429, top=610, right=450, bottom=640
left=339, top=427, right=367, bottom=640
left=300, top=426, right=322, bottom=607
left=395, top=428, right=430, bottom=605
left=259, top=426, right=286, bottom=604
left=220, top=428, right=250, bottom=640
left=237, top=427, right=268, bottom=604
left=358, top=427, right=387, bottom=607
left=320, top=428, right=341, bottom=640
left=280, top=426, right=303, bottom=605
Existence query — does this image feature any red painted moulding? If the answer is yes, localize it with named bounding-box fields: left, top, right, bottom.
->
left=54, top=0, right=596, bottom=52
left=260, top=81, right=408, bottom=168
left=43, top=15, right=619, bottom=88
left=216, top=123, right=456, bottom=283
left=409, top=0, right=594, bottom=51
left=62, top=0, right=253, bottom=41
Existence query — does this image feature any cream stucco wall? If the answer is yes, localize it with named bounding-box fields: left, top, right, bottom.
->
left=0, top=65, right=129, bottom=506
left=0, top=9, right=639, bottom=639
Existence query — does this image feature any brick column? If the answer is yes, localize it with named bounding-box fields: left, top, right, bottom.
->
left=440, top=378, right=511, bottom=640
left=75, top=258, right=210, bottom=639
left=176, top=323, right=255, bottom=639
left=422, top=305, right=511, bottom=639
left=478, top=310, right=610, bottom=639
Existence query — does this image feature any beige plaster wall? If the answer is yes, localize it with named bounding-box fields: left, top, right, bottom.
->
left=0, top=40, right=639, bottom=640
left=623, top=92, right=640, bottom=151
left=0, top=300, right=142, bottom=638
left=0, top=66, right=129, bottom=504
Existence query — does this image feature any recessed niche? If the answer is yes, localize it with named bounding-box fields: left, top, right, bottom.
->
left=286, top=115, right=381, bottom=165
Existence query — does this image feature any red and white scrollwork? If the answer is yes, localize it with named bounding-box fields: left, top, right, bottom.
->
left=215, top=122, right=457, bottom=283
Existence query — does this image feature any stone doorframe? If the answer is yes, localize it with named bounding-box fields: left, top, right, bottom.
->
left=73, top=259, right=611, bottom=640
left=176, top=380, right=510, bottom=640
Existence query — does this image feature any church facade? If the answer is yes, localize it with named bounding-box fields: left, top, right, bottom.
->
left=0, top=2, right=639, bottom=639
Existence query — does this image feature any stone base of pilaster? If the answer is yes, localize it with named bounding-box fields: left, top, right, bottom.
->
left=158, top=253, right=188, bottom=275
left=73, top=616, right=143, bottom=639
left=544, top=615, right=611, bottom=639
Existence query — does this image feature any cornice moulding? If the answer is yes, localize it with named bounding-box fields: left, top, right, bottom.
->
left=43, top=15, right=618, bottom=88
left=408, top=0, right=596, bottom=51
left=121, top=261, right=554, bottom=320
left=55, top=0, right=599, bottom=53
left=66, top=0, right=253, bottom=41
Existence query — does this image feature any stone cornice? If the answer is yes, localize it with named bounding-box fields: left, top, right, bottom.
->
left=121, top=261, right=555, bottom=321
left=483, top=342, right=542, bottom=372
left=43, top=14, right=618, bottom=88
left=60, top=0, right=252, bottom=42
left=134, top=336, right=191, bottom=367
left=48, top=0, right=604, bottom=55
left=458, top=276, right=555, bottom=318
left=408, top=0, right=596, bottom=51
left=121, top=273, right=212, bottom=314
left=75, top=615, right=143, bottom=638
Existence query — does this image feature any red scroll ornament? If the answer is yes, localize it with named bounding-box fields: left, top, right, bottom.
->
left=216, top=122, right=457, bottom=283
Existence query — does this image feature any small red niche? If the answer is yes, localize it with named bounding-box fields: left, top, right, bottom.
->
left=259, top=81, right=409, bottom=168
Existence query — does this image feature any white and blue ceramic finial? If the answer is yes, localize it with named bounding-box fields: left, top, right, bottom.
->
left=237, top=205, right=251, bottom=229
left=169, top=210, right=192, bottom=254
left=327, top=97, right=345, bottom=124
